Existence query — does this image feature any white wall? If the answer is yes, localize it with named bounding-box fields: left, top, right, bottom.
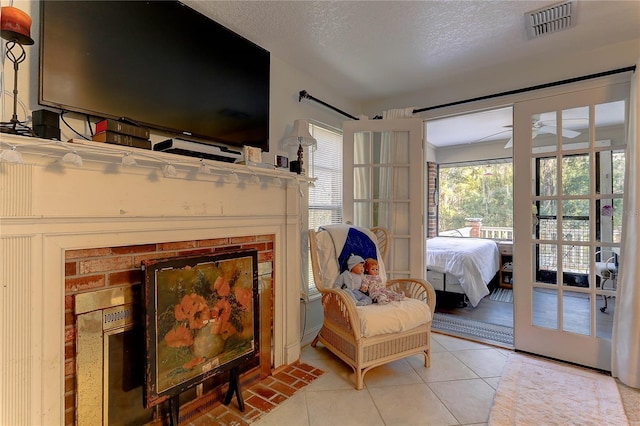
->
left=435, top=140, right=511, bottom=165
left=362, top=37, right=638, bottom=165
left=361, top=39, right=640, bottom=120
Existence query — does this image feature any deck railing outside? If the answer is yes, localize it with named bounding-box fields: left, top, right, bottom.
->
left=480, top=227, right=513, bottom=240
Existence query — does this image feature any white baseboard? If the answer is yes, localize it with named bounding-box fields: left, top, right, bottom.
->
left=300, top=324, right=322, bottom=347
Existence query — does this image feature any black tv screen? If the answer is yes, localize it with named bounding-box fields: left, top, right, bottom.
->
left=39, top=1, right=270, bottom=151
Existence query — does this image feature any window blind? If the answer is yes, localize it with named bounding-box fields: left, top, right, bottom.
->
left=306, top=123, right=343, bottom=297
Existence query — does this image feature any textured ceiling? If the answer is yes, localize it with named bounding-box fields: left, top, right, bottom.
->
left=185, top=0, right=640, bottom=104
left=183, top=1, right=638, bottom=148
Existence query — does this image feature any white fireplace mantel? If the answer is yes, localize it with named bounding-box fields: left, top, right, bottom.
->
left=0, top=134, right=308, bottom=425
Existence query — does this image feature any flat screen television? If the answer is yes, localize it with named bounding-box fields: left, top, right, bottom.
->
left=39, top=1, right=270, bottom=152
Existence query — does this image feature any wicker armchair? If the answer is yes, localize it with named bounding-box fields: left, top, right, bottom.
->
left=308, top=224, right=436, bottom=390
left=370, top=226, right=390, bottom=261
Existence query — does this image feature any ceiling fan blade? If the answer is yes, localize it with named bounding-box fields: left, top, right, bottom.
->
left=504, top=121, right=540, bottom=148
left=471, top=129, right=512, bottom=144
left=536, top=125, right=581, bottom=138
left=561, top=128, right=581, bottom=138
left=536, top=125, right=557, bottom=135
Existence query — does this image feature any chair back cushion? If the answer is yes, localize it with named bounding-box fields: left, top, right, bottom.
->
left=311, top=224, right=387, bottom=291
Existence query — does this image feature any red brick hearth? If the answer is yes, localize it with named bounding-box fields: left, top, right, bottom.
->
left=183, top=362, right=324, bottom=426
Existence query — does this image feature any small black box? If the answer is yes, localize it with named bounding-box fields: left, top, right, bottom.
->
left=290, top=160, right=302, bottom=174
left=33, top=109, right=60, bottom=128
left=34, top=125, right=61, bottom=140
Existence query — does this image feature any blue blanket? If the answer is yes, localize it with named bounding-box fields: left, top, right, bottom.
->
left=320, top=225, right=378, bottom=273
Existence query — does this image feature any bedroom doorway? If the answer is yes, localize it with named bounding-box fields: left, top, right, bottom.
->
left=425, top=107, right=515, bottom=346
left=512, top=83, right=628, bottom=371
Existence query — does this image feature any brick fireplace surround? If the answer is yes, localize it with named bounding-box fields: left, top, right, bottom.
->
left=0, top=134, right=307, bottom=425
left=68, top=236, right=274, bottom=425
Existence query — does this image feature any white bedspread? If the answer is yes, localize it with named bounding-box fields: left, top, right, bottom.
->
left=426, top=237, right=500, bottom=307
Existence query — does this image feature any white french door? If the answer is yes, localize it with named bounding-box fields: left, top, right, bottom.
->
left=513, top=82, right=629, bottom=370
left=342, top=119, right=425, bottom=279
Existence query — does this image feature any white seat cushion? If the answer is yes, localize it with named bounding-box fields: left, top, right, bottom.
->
left=356, top=298, right=432, bottom=338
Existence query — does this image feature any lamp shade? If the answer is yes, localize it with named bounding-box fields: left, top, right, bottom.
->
left=1, top=6, right=35, bottom=45
left=283, top=119, right=317, bottom=148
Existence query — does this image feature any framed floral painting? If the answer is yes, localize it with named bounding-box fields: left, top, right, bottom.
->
left=142, top=249, right=259, bottom=408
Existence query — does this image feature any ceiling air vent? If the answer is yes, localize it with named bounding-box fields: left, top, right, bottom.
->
left=525, top=0, right=577, bottom=39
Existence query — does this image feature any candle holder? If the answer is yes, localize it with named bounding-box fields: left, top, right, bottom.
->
left=1, top=6, right=36, bottom=137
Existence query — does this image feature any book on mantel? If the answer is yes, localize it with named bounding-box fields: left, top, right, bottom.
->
left=95, top=118, right=150, bottom=139
left=92, top=131, right=152, bottom=149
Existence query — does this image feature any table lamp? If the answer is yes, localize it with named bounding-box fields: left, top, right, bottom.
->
left=283, top=119, right=316, bottom=175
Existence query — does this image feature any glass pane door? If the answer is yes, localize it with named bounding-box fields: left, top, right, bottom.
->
left=343, top=119, right=424, bottom=279
left=513, top=83, right=628, bottom=370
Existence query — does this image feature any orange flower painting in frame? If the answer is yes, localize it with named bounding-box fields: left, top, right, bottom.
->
left=142, top=249, right=259, bottom=409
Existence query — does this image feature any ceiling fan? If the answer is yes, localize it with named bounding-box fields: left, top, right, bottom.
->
left=465, top=113, right=583, bottom=148
left=503, top=115, right=582, bottom=148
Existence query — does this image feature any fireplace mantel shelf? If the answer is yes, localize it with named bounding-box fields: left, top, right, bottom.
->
left=1, top=133, right=315, bottom=184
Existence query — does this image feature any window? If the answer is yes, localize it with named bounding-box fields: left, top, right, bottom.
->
left=305, top=122, right=343, bottom=298
left=534, top=147, right=625, bottom=286
left=438, top=159, right=513, bottom=240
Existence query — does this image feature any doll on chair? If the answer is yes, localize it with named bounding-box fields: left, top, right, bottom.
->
left=334, top=254, right=373, bottom=306
left=363, top=258, right=405, bottom=304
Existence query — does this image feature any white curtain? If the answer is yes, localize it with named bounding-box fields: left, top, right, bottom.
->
left=382, top=107, right=416, bottom=119
left=379, top=109, right=413, bottom=232
left=612, top=63, right=640, bottom=388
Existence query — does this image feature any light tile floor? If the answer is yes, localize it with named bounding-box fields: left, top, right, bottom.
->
left=254, top=332, right=640, bottom=426
left=254, top=333, right=510, bottom=426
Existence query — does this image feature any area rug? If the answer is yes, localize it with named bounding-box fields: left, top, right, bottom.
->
left=432, top=312, right=513, bottom=345
left=489, top=353, right=628, bottom=426
left=489, top=287, right=513, bottom=303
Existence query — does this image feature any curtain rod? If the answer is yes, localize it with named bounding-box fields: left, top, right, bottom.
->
left=298, top=90, right=359, bottom=120
left=298, top=65, right=636, bottom=121
left=412, top=65, right=636, bottom=114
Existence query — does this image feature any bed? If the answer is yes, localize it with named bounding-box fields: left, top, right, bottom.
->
left=426, top=237, right=500, bottom=307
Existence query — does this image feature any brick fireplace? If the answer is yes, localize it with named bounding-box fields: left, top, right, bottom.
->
left=67, top=236, right=274, bottom=425
left=0, top=134, right=307, bottom=425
